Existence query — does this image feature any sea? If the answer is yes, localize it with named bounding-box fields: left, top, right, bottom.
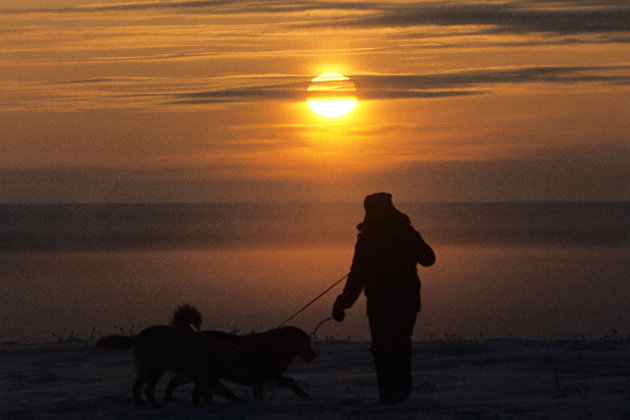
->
left=1, top=202, right=628, bottom=343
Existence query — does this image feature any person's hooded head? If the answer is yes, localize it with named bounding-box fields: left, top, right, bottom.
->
left=358, top=192, right=410, bottom=232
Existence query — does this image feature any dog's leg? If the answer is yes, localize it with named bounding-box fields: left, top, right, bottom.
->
left=211, top=380, right=241, bottom=403
left=192, top=382, right=204, bottom=404
left=276, top=376, right=309, bottom=399
left=145, top=369, right=165, bottom=408
left=133, top=372, right=147, bottom=406
left=252, top=382, right=265, bottom=401
left=164, top=375, right=189, bottom=402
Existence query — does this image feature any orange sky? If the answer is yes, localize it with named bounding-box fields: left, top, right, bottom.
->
left=1, top=0, right=629, bottom=202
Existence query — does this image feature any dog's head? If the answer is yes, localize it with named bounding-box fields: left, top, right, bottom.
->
left=171, top=304, right=202, bottom=331
left=279, top=326, right=316, bottom=362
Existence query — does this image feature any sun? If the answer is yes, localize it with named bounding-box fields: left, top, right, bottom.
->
left=307, top=73, right=357, bottom=118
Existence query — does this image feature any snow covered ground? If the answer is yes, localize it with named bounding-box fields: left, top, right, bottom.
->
left=2, top=337, right=630, bottom=419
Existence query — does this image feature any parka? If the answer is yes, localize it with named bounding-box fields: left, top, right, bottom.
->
left=335, top=209, right=435, bottom=316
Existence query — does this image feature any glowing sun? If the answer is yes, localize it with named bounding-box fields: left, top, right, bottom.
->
left=307, top=73, right=357, bottom=118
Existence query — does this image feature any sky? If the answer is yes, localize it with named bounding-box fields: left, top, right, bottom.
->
left=1, top=0, right=629, bottom=203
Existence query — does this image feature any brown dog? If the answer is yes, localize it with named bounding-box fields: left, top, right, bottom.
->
left=164, top=326, right=316, bottom=402
left=96, top=325, right=244, bottom=407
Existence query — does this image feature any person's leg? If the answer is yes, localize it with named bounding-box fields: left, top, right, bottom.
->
left=370, top=336, right=395, bottom=402
left=396, top=311, right=416, bottom=400
left=369, top=309, right=416, bottom=404
left=393, top=336, right=412, bottom=401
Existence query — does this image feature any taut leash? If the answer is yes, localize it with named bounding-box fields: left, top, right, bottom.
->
left=278, top=273, right=349, bottom=328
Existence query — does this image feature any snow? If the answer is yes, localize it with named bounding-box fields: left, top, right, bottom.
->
left=2, top=338, right=630, bottom=419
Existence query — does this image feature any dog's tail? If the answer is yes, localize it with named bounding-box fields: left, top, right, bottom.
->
left=171, top=304, right=202, bottom=332
left=96, top=335, right=137, bottom=352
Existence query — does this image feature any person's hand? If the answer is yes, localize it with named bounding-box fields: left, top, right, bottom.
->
left=332, top=298, right=345, bottom=322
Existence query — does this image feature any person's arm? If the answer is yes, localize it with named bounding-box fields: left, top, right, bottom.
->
left=332, top=238, right=367, bottom=321
left=336, top=271, right=363, bottom=309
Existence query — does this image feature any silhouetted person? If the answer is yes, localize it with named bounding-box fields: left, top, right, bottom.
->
left=332, top=192, right=435, bottom=404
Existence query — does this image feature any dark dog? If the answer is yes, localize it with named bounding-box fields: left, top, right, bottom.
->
left=96, top=325, right=244, bottom=407
left=164, top=325, right=316, bottom=402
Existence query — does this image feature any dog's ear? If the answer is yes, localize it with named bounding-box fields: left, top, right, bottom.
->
left=172, top=304, right=202, bottom=331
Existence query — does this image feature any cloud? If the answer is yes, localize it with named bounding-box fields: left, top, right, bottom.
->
left=356, top=66, right=630, bottom=88
left=169, top=66, right=630, bottom=105
left=4, top=1, right=630, bottom=56
left=332, top=1, right=630, bottom=36
left=5, top=0, right=630, bottom=40
left=0, top=0, right=373, bottom=15
left=171, top=81, right=308, bottom=104
left=4, top=0, right=630, bottom=39
left=3, top=66, right=627, bottom=112
left=171, top=86, right=480, bottom=104
left=0, top=1, right=230, bottom=14
left=50, top=78, right=136, bottom=85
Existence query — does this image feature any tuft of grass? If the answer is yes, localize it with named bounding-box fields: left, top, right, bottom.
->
left=50, top=331, right=87, bottom=344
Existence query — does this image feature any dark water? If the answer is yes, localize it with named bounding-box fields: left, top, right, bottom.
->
left=1, top=202, right=628, bottom=343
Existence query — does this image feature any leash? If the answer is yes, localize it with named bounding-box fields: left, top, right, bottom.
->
left=278, top=273, right=349, bottom=328
left=309, top=316, right=334, bottom=339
